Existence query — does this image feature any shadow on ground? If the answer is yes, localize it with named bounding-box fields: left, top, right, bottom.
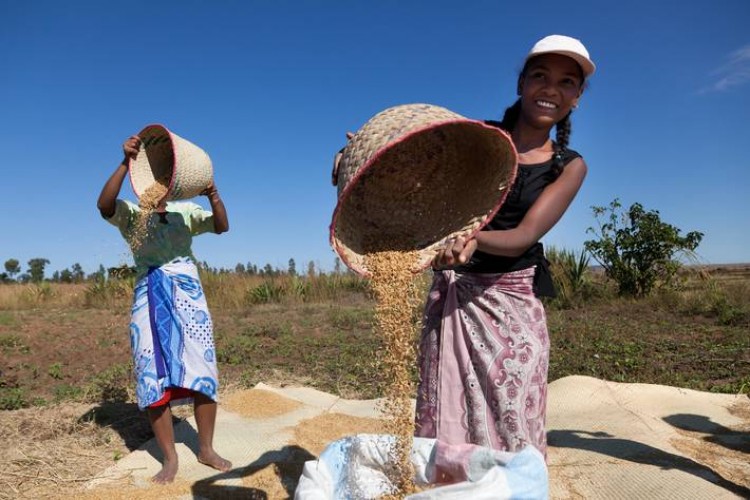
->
left=80, top=401, right=155, bottom=451
left=190, top=445, right=316, bottom=500
left=663, top=413, right=750, bottom=454
left=80, top=401, right=192, bottom=463
left=548, top=429, right=750, bottom=498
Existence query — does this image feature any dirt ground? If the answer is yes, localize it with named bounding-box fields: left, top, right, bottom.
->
left=0, top=308, right=132, bottom=405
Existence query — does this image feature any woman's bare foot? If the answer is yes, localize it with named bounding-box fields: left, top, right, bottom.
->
left=198, top=449, right=232, bottom=472
left=152, top=456, right=178, bottom=484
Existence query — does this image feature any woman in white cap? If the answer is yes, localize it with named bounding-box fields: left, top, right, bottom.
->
left=97, top=135, right=232, bottom=483
left=415, top=35, right=595, bottom=459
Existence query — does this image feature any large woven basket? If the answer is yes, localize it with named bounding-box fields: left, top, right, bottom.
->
left=129, top=124, right=213, bottom=201
left=330, top=104, right=518, bottom=276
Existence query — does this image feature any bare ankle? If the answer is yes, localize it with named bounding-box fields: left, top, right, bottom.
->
left=152, top=456, right=179, bottom=484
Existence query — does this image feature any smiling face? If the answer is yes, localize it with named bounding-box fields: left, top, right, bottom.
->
left=517, top=53, right=584, bottom=130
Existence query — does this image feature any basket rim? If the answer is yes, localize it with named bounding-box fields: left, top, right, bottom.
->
left=329, top=117, right=518, bottom=276
left=127, top=123, right=177, bottom=198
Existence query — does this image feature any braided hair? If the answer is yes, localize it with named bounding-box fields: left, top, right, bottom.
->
left=552, top=112, right=572, bottom=177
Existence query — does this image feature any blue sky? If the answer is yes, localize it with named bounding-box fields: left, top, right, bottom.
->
left=2, top=0, right=748, bottom=276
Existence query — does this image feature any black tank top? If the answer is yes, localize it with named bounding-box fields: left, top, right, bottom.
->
left=456, top=122, right=582, bottom=297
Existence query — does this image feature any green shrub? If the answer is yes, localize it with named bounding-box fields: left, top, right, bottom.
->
left=20, top=283, right=55, bottom=307
left=247, top=281, right=285, bottom=304
left=547, top=247, right=592, bottom=309
left=48, top=362, right=63, bottom=380
left=660, top=277, right=750, bottom=326
left=84, top=277, right=134, bottom=309
left=54, top=384, right=83, bottom=402
left=584, top=199, right=703, bottom=297
left=84, top=363, right=132, bottom=403
left=0, top=333, right=27, bottom=352
left=0, top=387, right=28, bottom=410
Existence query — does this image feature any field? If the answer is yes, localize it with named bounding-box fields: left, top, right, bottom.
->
left=0, top=265, right=748, bottom=498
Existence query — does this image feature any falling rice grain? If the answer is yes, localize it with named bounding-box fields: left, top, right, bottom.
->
left=129, top=177, right=169, bottom=251
left=364, top=250, right=422, bottom=499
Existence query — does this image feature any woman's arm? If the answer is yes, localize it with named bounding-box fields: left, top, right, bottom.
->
left=477, top=158, right=588, bottom=256
left=433, top=157, right=588, bottom=268
left=202, top=181, right=229, bottom=234
left=97, top=136, right=140, bottom=218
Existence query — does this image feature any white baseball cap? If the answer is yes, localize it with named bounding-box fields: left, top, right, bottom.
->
left=525, top=35, right=596, bottom=78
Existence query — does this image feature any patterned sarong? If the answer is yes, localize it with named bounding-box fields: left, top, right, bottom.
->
left=415, top=267, right=550, bottom=457
left=129, top=257, right=219, bottom=410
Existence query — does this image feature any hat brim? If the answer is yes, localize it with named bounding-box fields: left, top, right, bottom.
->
left=526, top=50, right=596, bottom=78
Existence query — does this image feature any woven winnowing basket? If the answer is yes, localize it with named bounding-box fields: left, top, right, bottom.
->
left=129, top=124, right=213, bottom=201
left=330, top=104, right=518, bottom=276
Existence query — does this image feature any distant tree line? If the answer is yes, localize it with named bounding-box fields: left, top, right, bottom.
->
left=198, top=257, right=351, bottom=278
left=2, top=199, right=704, bottom=298
left=1, top=257, right=352, bottom=284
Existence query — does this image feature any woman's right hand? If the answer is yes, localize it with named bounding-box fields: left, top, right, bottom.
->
left=432, top=236, right=478, bottom=270
left=122, top=135, right=141, bottom=161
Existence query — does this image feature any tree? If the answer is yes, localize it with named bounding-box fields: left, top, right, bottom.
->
left=4, top=259, right=20, bottom=280
left=59, top=269, right=73, bottom=283
left=71, top=263, right=85, bottom=283
left=89, top=265, right=107, bottom=282
left=584, top=199, right=703, bottom=297
left=288, top=258, right=297, bottom=276
left=307, top=260, right=316, bottom=278
left=334, top=257, right=342, bottom=275
left=27, top=258, right=50, bottom=283
left=235, top=263, right=246, bottom=274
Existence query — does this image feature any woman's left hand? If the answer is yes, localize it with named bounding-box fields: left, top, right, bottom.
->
left=432, top=236, right=477, bottom=270
left=201, top=181, right=218, bottom=198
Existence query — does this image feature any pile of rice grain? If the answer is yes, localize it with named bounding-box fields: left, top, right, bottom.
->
left=129, top=178, right=169, bottom=250
left=364, top=250, right=422, bottom=498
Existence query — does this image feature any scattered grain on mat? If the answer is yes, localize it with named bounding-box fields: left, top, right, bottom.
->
left=242, top=464, right=289, bottom=499
left=292, top=412, right=388, bottom=456
left=222, top=388, right=302, bottom=419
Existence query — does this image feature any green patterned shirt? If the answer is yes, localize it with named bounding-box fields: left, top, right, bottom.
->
left=106, top=199, right=215, bottom=277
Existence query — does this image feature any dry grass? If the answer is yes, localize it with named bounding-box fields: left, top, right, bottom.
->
left=0, top=283, right=88, bottom=311
left=0, top=402, right=132, bottom=500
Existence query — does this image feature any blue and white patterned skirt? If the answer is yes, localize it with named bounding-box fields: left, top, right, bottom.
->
left=129, top=257, right=219, bottom=410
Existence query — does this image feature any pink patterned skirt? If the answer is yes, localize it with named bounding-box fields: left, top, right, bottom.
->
left=415, top=267, right=550, bottom=457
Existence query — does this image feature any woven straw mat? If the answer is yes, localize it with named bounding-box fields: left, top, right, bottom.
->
left=330, top=103, right=517, bottom=276
left=129, top=124, right=213, bottom=201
